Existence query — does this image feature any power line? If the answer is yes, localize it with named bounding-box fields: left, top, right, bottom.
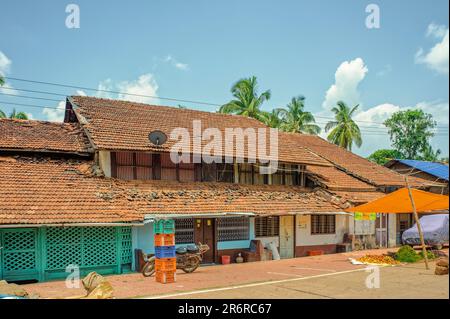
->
left=0, top=92, right=62, bottom=102
left=4, top=76, right=220, bottom=107
left=0, top=100, right=448, bottom=136
left=3, top=76, right=449, bottom=129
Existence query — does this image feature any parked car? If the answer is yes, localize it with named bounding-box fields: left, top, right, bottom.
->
left=402, top=214, right=449, bottom=249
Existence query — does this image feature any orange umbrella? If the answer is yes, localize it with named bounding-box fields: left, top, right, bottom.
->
left=346, top=188, right=449, bottom=213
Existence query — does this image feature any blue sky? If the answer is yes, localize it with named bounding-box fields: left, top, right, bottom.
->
left=0, top=0, right=448, bottom=157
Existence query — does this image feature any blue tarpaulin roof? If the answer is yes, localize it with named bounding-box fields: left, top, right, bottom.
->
left=395, top=159, right=449, bottom=181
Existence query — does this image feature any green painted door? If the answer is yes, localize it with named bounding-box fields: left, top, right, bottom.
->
left=0, top=228, right=40, bottom=281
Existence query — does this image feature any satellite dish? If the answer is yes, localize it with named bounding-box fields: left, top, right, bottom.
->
left=148, top=130, right=167, bottom=146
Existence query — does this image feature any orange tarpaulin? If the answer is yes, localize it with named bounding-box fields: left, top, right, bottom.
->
left=346, top=188, right=449, bottom=213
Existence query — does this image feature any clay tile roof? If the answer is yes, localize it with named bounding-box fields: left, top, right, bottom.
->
left=307, top=165, right=377, bottom=191
left=68, top=96, right=331, bottom=166
left=0, top=119, right=92, bottom=155
left=0, top=156, right=344, bottom=224
left=290, top=133, right=432, bottom=188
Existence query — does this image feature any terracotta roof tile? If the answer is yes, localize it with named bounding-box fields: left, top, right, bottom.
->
left=68, top=96, right=331, bottom=166
left=0, top=119, right=91, bottom=155
left=307, top=165, right=377, bottom=191
left=287, top=133, right=432, bottom=187
left=0, top=156, right=344, bottom=224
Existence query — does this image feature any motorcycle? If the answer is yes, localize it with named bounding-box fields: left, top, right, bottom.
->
left=142, top=242, right=209, bottom=277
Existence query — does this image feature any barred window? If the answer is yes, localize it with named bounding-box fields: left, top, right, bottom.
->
left=217, top=163, right=234, bottom=183
left=217, top=217, right=249, bottom=241
left=239, top=163, right=253, bottom=184
left=255, top=216, right=279, bottom=237
left=175, top=218, right=195, bottom=244
left=311, top=215, right=336, bottom=235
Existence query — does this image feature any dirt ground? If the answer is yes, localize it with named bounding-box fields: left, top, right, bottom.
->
left=22, top=248, right=448, bottom=299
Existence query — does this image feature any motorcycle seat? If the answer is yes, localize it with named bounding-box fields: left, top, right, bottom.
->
left=176, top=247, right=187, bottom=254
left=187, top=244, right=199, bottom=253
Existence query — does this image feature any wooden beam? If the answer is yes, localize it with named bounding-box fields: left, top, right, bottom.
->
left=405, top=176, right=429, bottom=270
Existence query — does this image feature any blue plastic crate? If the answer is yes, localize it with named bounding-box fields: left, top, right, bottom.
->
left=155, top=245, right=176, bottom=258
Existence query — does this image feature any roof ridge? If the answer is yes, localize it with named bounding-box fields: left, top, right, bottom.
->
left=70, top=95, right=265, bottom=124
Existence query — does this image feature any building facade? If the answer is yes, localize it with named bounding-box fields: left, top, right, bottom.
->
left=1, top=96, right=442, bottom=282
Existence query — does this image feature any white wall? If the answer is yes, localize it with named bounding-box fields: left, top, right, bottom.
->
left=98, top=150, right=111, bottom=177
left=295, top=215, right=348, bottom=246
left=388, top=214, right=397, bottom=247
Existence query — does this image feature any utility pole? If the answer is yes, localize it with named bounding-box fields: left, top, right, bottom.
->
left=405, top=176, right=429, bottom=270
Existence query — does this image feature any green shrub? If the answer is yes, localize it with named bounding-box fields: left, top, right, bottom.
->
left=395, top=245, right=422, bottom=263
left=419, top=250, right=436, bottom=260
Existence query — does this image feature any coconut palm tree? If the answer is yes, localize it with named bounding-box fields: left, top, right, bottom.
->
left=278, top=96, right=321, bottom=134
left=325, top=101, right=362, bottom=151
left=219, top=76, right=271, bottom=121
left=4, top=108, right=29, bottom=120
left=260, top=109, right=283, bottom=128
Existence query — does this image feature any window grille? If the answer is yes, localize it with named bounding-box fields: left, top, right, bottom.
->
left=255, top=216, right=279, bottom=237
left=217, top=163, right=234, bottom=183
left=311, top=215, right=336, bottom=234
left=217, top=217, right=249, bottom=241
left=238, top=163, right=253, bottom=184
left=175, top=218, right=195, bottom=244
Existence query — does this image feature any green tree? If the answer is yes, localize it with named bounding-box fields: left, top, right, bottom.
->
left=367, top=149, right=403, bottom=165
left=219, top=76, right=271, bottom=120
left=325, top=101, right=362, bottom=151
left=384, top=109, right=437, bottom=159
left=278, top=96, right=321, bottom=134
left=260, top=109, right=282, bottom=128
left=5, top=109, right=29, bottom=120
left=420, top=144, right=442, bottom=162
left=1, top=108, right=29, bottom=119
left=0, top=75, right=4, bottom=86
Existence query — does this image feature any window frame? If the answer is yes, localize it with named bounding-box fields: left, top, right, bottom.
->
left=311, top=214, right=336, bottom=235
left=255, top=216, right=280, bottom=237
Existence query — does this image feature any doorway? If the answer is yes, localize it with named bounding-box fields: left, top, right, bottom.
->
left=375, top=213, right=388, bottom=247
left=279, top=216, right=295, bottom=259
left=194, top=218, right=216, bottom=263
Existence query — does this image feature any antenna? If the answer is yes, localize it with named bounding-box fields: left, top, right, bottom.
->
left=148, top=130, right=167, bottom=146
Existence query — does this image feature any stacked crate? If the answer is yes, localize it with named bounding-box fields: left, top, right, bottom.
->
left=153, top=219, right=176, bottom=283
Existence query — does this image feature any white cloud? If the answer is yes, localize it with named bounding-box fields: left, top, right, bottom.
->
left=42, top=74, right=160, bottom=121
left=427, top=23, right=448, bottom=39
left=117, top=74, right=159, bottom=104
left=0, top=51, right=12, bottom=76
left=355, top=101, right=449, bottom=127
left=0, top=51, right=18, bottom=95
left=322, top=58, right=368, bottom=109
left=164, top=55, right=189, bottom=71
left=416, top=24, right=449, bottom=74
left=94, top=74, right=159, bottom=104
left=43, top=101, right=66, bottom=122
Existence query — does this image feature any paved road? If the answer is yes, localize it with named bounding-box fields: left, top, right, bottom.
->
left=24, top=248, right=448, bottom=299
left=150, top=261, right=448, bottom=299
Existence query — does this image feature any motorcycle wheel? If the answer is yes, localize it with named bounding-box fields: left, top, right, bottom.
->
left=142, top=256, right=156, bottom=277
left=182, top=255, right=200, bottom=273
